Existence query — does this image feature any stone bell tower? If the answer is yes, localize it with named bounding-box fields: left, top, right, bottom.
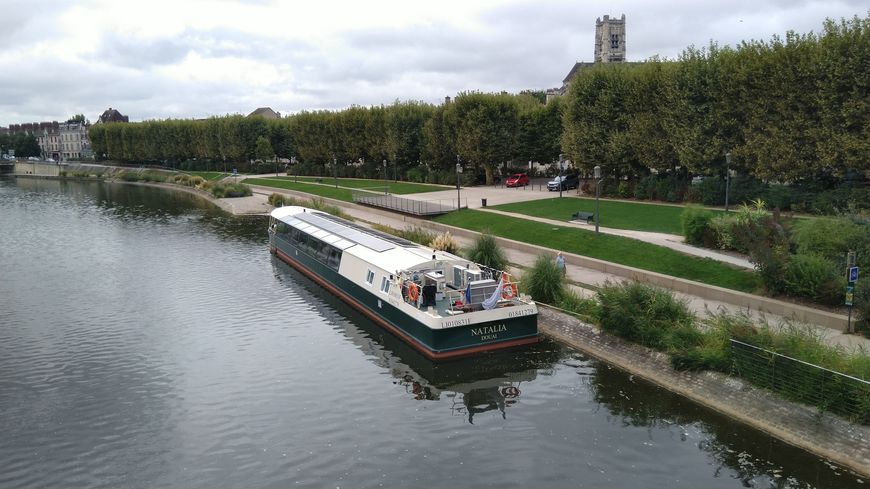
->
left=594, top=14, right=626, bottom=63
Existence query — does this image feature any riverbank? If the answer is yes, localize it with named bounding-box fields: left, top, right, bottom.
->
left=14, top=172, right=868, bottom=476
left=538, top=305, right=870, bottom=478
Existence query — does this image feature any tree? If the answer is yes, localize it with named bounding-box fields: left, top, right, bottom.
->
left=453, top=92, right=518, bottom=184
left=255, top=135, right=274, bottom=162
left=67, top=114, right=88, bottom=124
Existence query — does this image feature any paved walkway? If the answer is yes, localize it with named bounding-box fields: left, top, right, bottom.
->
left=238, top=182, right=869, bottom=351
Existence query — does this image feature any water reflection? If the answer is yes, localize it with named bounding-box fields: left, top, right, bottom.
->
left=587, top=362, right=863, bottom=488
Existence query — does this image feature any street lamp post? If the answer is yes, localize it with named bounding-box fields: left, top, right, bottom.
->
left=275, top=154, right=278, bottom=177
left=594, top=165, right=602, bottom=235
left=558, top=153, right=564, bottom=198
left=724, top=152, right=732, bottom=212
left=456, top=155, right=463, bottom=210
left=333, top=156, right=338, bottom=188
left=383, top=159, right=388, bottom=194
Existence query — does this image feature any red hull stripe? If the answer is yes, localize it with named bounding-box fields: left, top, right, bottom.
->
left=272, top=247, right=537, bottom=360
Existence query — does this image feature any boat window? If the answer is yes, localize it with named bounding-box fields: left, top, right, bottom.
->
left=379, top=276, right=390, bottom=294
left=365, top=269, right=375, bottom=285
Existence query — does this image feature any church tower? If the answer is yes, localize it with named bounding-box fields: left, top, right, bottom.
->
left=594, top=14, right=626, bottom=63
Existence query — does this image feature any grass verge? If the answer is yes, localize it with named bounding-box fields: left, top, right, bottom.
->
left=245, top=178, right=355, bottom=201
left=434, top=209, right=759, bottom=292
left=492, top=197, right=726, bottom=235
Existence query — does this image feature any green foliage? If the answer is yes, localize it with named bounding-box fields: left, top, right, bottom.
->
left=202, top=181, right=252, bottom=198
left=782, top=254, right=842, bottom=306
left=854, top=283, right=870, bottom=336
left=596, top=281, right=699, bottom=352
left=522, top=254, right=566, bottom=304
left=555, top=289, right=600, bottom=322
left=681, top=205, right=714, bottom=245
left=792, top=217, right=869, bottom=261
left=466, top=233, right=508, bottom=271
left=371, top=224, right=436, bottom=246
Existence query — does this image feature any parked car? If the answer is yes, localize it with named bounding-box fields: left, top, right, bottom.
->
left=27, top=156, right=39, bottom=161
left=547, top=173, right=580, bottom=191
left=505, top=173, right=529, bottom=187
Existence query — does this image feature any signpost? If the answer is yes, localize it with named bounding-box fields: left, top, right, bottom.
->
left=845, top=252, right=858, bottom=333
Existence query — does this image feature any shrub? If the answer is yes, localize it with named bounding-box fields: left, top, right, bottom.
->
left=399, top=227, right=437, bottom=246
left=792, top=217, right=867, bottom=262
left=429, top=231, right=460, bottom=255
left=782, top=254, right=842, bottom=306
left=617, top=181, right=631, bottom=198
left=268, top=193, right=289, bottom=206
left=634, top=175, right=654, bottom=200
left=694, top=177, right=725, bottom=205
left=121, top=171, right=139, bottom=182
left=681, top=205, right=714, bottom=246
left=466, top=233, right=508, bottom=271
left=740, top=215, right=791, bottom=295
left=556, top=289, right=599, bottom=322
left=207, top=182, right=251, bottom=198
left=709, top=214, right=737, bottom=250
left=523, top=254, right=565, bottom=304
left=762, top=184, right=796, bottom=211
left=596, top=281, right=699, bottom=352
left=854, top=283, right=870, bottom=336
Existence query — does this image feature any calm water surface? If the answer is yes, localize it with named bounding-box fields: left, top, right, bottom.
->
left=0, top=177, right=864, bottom=488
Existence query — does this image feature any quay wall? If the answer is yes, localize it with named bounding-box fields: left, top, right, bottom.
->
left=537, top=305, right=870, bottom=478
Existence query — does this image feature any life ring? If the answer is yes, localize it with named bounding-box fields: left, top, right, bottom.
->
left=501, top=274, right=517, bottom=300
left=408, top=283, right=419, bottom=302
left=502, top=386, right=520, bottom=398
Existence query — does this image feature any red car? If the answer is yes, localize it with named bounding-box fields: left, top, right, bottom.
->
left=505, top=173, right=529, bottom=187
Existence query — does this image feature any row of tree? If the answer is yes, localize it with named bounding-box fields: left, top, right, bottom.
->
left=88, top=92, right=562, bottom=182
left=563, top=15, right=870, bottom=183
left=89, top=14, right=869, bottom=185
left=0, top=133, right=39, bottom=157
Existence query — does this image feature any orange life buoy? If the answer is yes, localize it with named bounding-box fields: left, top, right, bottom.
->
left=500, top=272, right=518, bottom=300
left=408, top=283, right=419, bottom=302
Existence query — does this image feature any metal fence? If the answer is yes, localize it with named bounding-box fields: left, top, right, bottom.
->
left=351, top=188, right=462, bottom=216
left=730, top=339, right=870, bottom=423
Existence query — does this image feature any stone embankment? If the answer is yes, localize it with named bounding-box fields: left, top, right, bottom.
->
left=538, top=305, right=870, bottom=478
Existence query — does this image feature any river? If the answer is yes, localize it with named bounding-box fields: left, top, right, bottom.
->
left=0, top=177, right=864, bottom=488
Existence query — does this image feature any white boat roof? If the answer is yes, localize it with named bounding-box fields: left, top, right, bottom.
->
left=271, top=206, right=468, bottom=272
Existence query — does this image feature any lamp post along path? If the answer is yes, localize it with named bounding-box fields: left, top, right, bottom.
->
left=456, top=156, right=463, bottom=211
left=594, top=165, right=602, bottom=235
left=558, top=153, right=564, bottom=198
left=725, top=152, right=732, bottom=212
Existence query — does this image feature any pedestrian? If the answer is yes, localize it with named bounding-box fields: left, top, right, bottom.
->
left=555, top=251, right=566, bottom=276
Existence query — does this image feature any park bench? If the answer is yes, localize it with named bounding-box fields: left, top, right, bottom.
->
left=571, top=211, right=595, bottom=224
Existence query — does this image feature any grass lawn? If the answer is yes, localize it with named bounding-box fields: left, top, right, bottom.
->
left=183, top=171, right=227, bottom=181
left=492, top=197, right=729, bottom=235
left=275, top=176, right=447, bottom=194
left=244, top=178, right=355, bottom=202
left=435, top=209, right=759, bottom=293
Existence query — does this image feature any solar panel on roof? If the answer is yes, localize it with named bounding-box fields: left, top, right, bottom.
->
left=295, top=212, right=396, bottom=252
left=312, top=212, right=418, bottom=248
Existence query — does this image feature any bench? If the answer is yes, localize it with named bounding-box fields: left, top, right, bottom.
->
left=571, top=211, right=595, bottom=224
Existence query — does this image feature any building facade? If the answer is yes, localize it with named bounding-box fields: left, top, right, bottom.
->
left=30, top=121, right=91, bottom=161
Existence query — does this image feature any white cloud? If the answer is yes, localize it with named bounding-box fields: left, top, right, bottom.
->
left=0, top=0, right=866, bottom=123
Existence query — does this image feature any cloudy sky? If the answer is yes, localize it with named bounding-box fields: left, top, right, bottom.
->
left=1, top=0, right=866, bottom=124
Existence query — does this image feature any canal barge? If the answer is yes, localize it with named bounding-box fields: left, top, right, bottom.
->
left=268, top=206, right=538, bottom=359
